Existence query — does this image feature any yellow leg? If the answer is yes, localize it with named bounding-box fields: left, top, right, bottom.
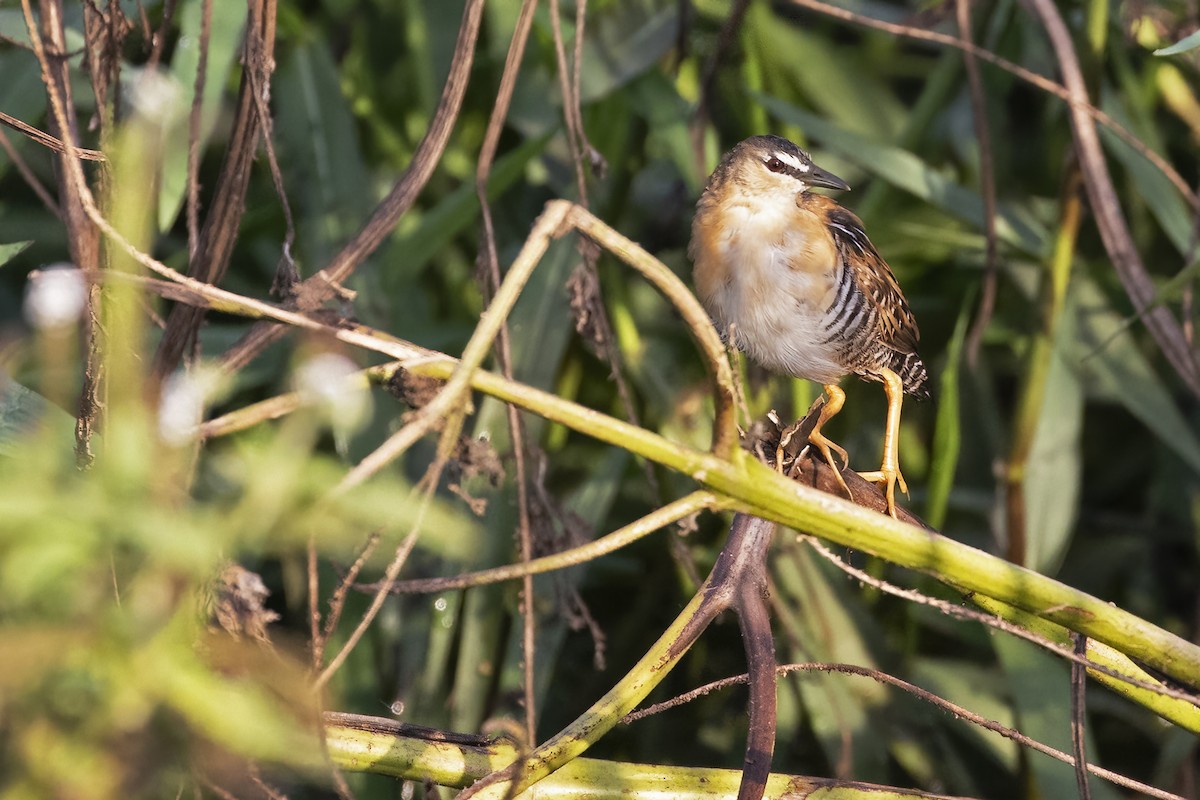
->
left=856, top=368, right=909, bottom=519
left=807, top=384, right=852, bottom=500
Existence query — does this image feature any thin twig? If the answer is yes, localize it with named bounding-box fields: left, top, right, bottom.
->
left=1071, top=633, right=1092, bottom=800
left=218, top=0, right=486, bottom=373
left=625, top=663, right=1184, bottom=800
left=321, top=531, right=383, bottom=650
left=0, top=109, right=106, bottom=161
left=185, top=0, right=212, bottom=262
left=958, top=0, right=1000, bottom=367
left=804, top=537, right=1200, bottom=707
left=360, top=491, right=721, bottom=594
left=314, top=512, right=425, bottom=690
left=549, top=0, right=588, bottom=204
left=0, top=127, right=62, bottom=217
left=474, top=0, right=540, bottom=747
left=307, top=537, right=321, bottom=671
left=144, top=0, right=177, bottom=70
left=245, top=36, right=298, bottom=295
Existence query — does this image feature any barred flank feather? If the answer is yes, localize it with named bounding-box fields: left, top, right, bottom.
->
left=894, top=351, right=930, bottom=400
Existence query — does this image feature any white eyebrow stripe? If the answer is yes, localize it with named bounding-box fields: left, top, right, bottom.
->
left=773, top=151, right=807, bottom=172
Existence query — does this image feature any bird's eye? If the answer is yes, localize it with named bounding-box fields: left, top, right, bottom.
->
left=765, top=157, right=786, bottom=173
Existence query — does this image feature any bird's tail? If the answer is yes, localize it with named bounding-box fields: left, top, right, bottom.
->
left=897, top=352, right=930, bottom=400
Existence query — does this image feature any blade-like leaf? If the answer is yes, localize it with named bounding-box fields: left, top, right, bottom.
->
left=1154, top=29, right=1200, bottom=55
left=1022, top=307, right=1083, bottom=574
left=0, top=241, right=31, bottom=268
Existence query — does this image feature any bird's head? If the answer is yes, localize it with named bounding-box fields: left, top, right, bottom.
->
left=709, top=134, right=850, bottom=198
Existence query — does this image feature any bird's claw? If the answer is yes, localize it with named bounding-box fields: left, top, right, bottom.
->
left=857, top=464, right=909, bottom=519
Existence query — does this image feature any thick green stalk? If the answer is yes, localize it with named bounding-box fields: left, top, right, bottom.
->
left=406, top=358, right=1200, bottom=692
left=324, top=715, right=969, bottom=799
left=968, top=594, right=1200, bottom=734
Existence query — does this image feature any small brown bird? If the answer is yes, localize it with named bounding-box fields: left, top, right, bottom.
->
left=690, top=135, right=928, bottom=518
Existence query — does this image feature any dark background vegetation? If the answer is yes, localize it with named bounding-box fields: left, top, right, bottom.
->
left=1, top=0, right=1199, bottom=798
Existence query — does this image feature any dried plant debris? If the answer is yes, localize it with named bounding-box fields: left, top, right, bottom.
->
left=566, top=259, right=609, bottom=356
left=742, top=408, right=820, bottom=470
left=447, top=435, right=505, bottom=515
left=211, top=563, right=279, bottom=644
left=385, top=368, right=445, bottom=412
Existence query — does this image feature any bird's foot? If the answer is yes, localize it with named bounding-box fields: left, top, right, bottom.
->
left=857, top=463, right=908, bottom=519
left=809, top=430, right=852, bottom=501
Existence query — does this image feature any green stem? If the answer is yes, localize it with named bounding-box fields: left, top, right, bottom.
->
left=967, top=593, right=1200, bottom=734
left=405, top=358, right=1200, bottom=692
left=323, top=714, right=970, bottom=799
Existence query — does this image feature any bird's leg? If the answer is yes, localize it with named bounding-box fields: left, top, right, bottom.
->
left=856, top=368, right=908, bottom=519
left=805, top=384, right=852, bottom=499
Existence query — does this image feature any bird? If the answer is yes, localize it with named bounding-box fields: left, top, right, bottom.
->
left=689, top=134, right=929, bottom=518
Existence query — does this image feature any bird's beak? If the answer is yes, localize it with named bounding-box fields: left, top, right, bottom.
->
left=807, top=164, right=850, bottom=192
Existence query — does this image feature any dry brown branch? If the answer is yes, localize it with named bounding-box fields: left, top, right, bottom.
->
left=319, top=531, right=382, bottom=658
left=474, top=0, right=540, bottom=745
left=1022, top=0, right=1200, bottom=397
left=1071, top=633, right=1093, bottom=800
left=457, top=513, right=779, bottom=800
left=549, top=0, right=592, bottom=205
left=153, top=0, right=279, bottom=376
left=691, top=0, right=751, bottom=176
left=185, top=0, right=213, bottom=261
left=22, top=0, right=104, bottom=465
left=0, top=109, right=106, bottom=161
left=957, top=0, right=1000, bottom=366
left=144, top=0, right=178, bottom=70
left=218, top=0, right=487, bottom=374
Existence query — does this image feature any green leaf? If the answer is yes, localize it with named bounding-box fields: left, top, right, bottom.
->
left=748, top=2, right=905, bottom=140
left=1022, top=306, right=1083, bottom=574
left=386, top=135, right=549, bottom=282
left=1154, top=29, right=1200, bottom=56
left=1099, top=89, right=1193, bottom=254
left=0, top=377, right=76, bottom=458
left=925, top=296, right=970, bottom=529
left=758, top=95, right=1048, bottom=255
left=275, top=40, right=374, bottom=267
left=0, top=241, right=32, bottom=268
left=773, top=544, right=891, bottom=778
left=1074, top=275, right=1200, bottom=475
left=577, top=4, right=680, bottom=102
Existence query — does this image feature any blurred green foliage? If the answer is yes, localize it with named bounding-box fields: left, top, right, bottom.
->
left=1, top=0, right=1199, bottom=798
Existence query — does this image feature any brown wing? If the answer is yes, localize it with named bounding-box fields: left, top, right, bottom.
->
left=823, top=204, right=921, bottom=356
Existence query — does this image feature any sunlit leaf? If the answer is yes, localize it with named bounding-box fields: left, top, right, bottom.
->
left=1154, top=29, right=1200, bottom=55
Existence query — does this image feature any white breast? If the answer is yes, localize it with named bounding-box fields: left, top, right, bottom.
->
left=698, top=195, right=847, bottom=384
